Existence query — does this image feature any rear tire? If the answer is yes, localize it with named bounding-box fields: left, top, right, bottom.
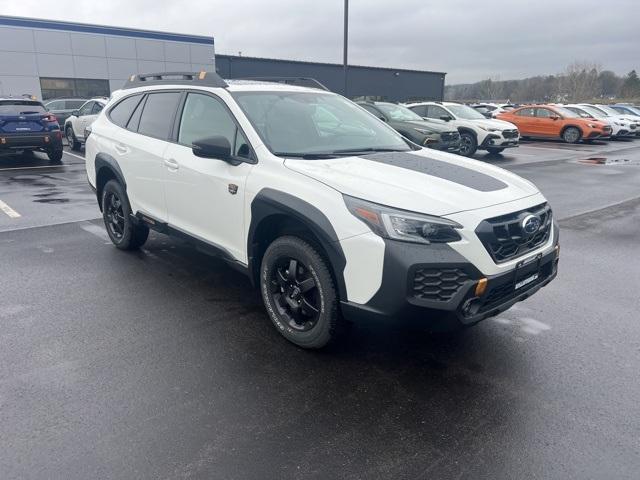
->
left=101, top=180, right=149, bottom=250
left=562, top=127, right=581, bottom=144
left=260, top=236, right=340, bottom=349
left=459, top=132, right=477, bottom=157
left=66, top=126, right=81, bottom=151
left=47, top=147, right=63, bottom=163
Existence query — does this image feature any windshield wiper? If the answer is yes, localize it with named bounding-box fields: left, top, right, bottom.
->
left=330, top=147, right=410, bottom=154
left=274, top=152, right=340, bottom=159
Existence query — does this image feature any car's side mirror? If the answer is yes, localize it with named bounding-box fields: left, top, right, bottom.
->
left=192, top=135, right=234, bottom=162
left=378, top=116, right=386, bottom=122
left=550, top=115, right=560, bottom=121
left=440, top=115, right=452, bottom=121
left=72, top=110, right=80, bottom=117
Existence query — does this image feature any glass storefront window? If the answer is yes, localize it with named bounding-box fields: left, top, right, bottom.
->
left=40, top=77, right=110, bottom=100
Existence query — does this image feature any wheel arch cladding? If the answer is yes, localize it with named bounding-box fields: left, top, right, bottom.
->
left=248, top=188, right=347, bottom=299
left=95, top=153, right=126, bottom=210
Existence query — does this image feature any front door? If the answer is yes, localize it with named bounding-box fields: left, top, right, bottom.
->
left=163, top=92, right=255, bottom=263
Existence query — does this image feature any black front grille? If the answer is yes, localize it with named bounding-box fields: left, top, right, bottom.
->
left=475, top=203, right=553, bottom=263
left=412, top=268, right=469, bottom=301
left=502, top=129, right=519, bottom=139
left=441, top=132, right=460, bottom=142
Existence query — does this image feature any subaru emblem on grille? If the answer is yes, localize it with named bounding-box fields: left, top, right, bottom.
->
left=522, top=214, right=541, bottom=235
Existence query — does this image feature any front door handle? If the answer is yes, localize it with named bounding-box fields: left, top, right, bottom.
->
left=164, top=158, right=179, bottom=170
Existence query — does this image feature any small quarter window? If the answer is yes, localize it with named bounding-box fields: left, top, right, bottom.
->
left=109, top=95, right=143, bottom=128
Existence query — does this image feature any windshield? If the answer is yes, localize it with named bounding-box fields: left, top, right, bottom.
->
left=447, top=104, right=486, bottom=120
left=554, top=107, right=580, bottom=118
left=579, top=106, right=606, bottom=118
left=0, top=100, right=46, bottom=115
left=376, top=103, right=424, bottom=122
left=232, top=91, right=411, bottom=157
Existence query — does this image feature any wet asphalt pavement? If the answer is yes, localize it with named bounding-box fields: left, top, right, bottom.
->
left=1, top=141, right=640, bottom=479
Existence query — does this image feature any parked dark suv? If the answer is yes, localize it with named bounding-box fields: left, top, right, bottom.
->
left=0, top=98, right=63, bottom=162
left=44, top=98, right=87, bottom=128
left=357, top=101, right=461, bottom=153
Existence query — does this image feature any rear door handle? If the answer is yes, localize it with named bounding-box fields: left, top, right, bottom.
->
left=164, top=158, right=179, bottom=170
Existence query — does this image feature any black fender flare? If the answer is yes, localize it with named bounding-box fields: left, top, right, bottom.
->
left=248, top=188, right=347, bottom=299
left=95, top=153, right=126, bottom=208
left=457, top=127, right=477, bottom=140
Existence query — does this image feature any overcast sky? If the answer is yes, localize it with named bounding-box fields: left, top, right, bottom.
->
left=3, top=0, right=639, bottom=84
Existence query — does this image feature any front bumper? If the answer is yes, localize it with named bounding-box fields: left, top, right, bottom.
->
left=429, top=139, right=461, bottom=153
left=341, top=230, right=559, bottom=329
left=0, top=131, right=62, bottom=151
left=480, top=133, right=519, bottom=149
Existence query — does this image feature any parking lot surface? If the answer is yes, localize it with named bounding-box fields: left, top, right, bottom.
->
left=1, top=141, right=640, bottom=479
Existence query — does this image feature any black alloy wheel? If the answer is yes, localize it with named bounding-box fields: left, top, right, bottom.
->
left=459, top=132, right=477, bottom=156
left=270, top=257, right=321, bottom=332
left=104, top=190, right=125, bottom=241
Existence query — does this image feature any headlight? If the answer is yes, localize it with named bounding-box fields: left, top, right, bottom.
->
left=479, top=126, right=500, bottom=132
left=587, top=123, right=596, bottom=128
left=343, top=195, right=462, bottom=244
left=413, top=127, right=434, bottom=135
left=614, top=122, right=623, bottom=126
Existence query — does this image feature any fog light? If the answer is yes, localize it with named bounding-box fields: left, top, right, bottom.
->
left=555, top=244, right=560, bottom=259
left=44, top=136, right=49, bottom=143
left=475, top=278, right=488, bottom=296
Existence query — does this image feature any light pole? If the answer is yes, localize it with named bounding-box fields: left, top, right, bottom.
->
left=343, top=0, right=349, bottom=97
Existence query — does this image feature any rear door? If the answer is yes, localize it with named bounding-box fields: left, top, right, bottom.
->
left=512, top=107, right=537, bottom=135
left=110, top=91, right=181, bottom=221
left=163, top=91, right=255, bottom=262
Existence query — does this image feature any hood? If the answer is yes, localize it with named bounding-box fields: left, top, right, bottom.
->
left=284, top=149, right=539, bottom=216
left=473, top=118, right=518, bottom=130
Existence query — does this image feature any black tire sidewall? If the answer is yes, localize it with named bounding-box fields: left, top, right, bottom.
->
left=460, top=132, right=477, bottom=156
left=47, top=147, right=63, bottom=163
left=102, top=180, right=138, bottom=249
left=260, top=236, right=338, bottom=349
left=66, top=126, right=80, bottom=150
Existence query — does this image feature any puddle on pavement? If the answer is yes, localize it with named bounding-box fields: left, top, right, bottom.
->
left=578, top=157, right=640, bottom=165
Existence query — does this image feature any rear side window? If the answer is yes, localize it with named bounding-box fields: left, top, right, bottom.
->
left=516, top=108, right=535, bottom=117
left=137, top=92, right=181, bottom=140
left=108, top=95, right=142, bottom=127
left=0, top=100, right=47, bottom=115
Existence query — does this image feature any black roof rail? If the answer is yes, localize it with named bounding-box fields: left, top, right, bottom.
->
left=236, top=77, right=329, bottom=91
left=122, top=71, right=228, bottom=89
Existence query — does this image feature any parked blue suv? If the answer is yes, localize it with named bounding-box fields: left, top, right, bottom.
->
left=0, top=97, right=63, bottom=162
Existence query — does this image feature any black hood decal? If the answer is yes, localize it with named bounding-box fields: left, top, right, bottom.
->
left=361, top=152, right=508, bottom=192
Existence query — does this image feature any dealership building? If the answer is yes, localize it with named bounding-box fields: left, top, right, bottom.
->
left=0, top=15, right=445, bottom=102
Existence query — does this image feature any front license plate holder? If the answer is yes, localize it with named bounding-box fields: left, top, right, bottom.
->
left=513, top=253, right=542, bottom=291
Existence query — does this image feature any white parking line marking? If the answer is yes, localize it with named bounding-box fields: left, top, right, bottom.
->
left=0, top=199, right=21, bottom=218
left=63, top=151, right=85, bottom=161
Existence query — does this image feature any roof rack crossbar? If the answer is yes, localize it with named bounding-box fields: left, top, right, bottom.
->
left=122, top=71, right=228, bottom=89
left=236, top=76, right=329, bottom=91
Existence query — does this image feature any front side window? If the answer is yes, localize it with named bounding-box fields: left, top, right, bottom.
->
left=92, top=102, right=105, bottom=115
left=77, top=101, right=94, bottom=116
left=232, top=91, right=410, bottom=156
left=137, top=92, right=181, bottom=140
left=409, top=105, right=427, bottom=117
left=535, top=108, right=554, bottom=118
left=65, top=100, right=85, bottom=109
left=45, top=100, right=64, bottom=110
left=426, top=105, right=450, bottom=119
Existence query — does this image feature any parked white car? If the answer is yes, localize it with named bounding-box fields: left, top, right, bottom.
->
left=64, top=97, right=108, bottom=150
left=85, top=72, right=558, bottom=349
left=579, top=103, right=640, bottom=137
left=405, top=101, right=520, bottom=156
left=565, top=104, right=635, bottom=138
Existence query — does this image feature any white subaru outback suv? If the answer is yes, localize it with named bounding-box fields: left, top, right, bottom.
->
left=406, top=101, right=520, bottom=156
left=85, top=72, right=559, bottom=349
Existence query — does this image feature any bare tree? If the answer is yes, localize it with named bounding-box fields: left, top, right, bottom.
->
left=560, top=61, right=601, bottom=102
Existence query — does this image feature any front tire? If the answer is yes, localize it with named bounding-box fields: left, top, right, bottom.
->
left=459, top=132, right=478, bottom=157
left=66, top=126, right=81, bottom=151
left=562, top=127, right=581, bottom=144
left=101, top=180, right=149, bottom=250
left=260, top=236, right=340, bottom=349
